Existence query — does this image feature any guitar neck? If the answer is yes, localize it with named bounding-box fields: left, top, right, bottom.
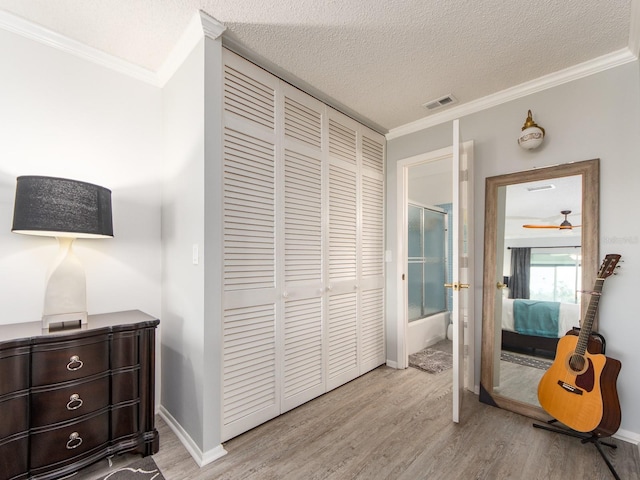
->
left=576, top=278, right=604, bottom=355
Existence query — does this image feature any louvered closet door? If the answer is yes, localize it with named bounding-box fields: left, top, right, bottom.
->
left=280, top=84, right=326, bottom=413
left=359, top=131, right=386, bottom=373
left=326, top=110, right=360, bottom=391
left=221, top=50, right=280, bottom=441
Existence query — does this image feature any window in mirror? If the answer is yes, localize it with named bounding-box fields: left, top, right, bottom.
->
left=530, top=251, right=581, bottom=303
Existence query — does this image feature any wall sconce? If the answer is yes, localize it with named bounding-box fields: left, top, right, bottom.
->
left=12, top=176, right=113, bottom=330
left=517, top=110, right=545, bottom=150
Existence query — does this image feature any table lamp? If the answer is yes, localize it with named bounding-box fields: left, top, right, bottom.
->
left=11, top=176, right=113, bottom=329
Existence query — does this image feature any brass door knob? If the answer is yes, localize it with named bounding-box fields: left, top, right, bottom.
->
left=496, top=282, right=507, bottom=289
left=445, top=282, right=471, bottom=291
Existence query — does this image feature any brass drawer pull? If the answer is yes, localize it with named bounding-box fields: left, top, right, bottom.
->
left=66, top=393, right=83, bottom=411
left=66, top=355, right=84, bottom=371
left=66, top=432, right=83, bottom=450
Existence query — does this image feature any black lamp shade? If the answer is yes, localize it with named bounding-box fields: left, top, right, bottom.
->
left=12, top=176, right=113, bottom=238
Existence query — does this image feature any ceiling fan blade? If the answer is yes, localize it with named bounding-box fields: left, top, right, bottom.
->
left=522, top=225, right=563, bottom=229
left=522, top=224, right=582, bottom=229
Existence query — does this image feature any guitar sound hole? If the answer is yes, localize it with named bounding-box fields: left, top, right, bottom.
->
left=569, top=354, right=585, bottom=372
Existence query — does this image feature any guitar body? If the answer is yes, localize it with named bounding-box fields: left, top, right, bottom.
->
left=538, top=334, right=621, bottom=436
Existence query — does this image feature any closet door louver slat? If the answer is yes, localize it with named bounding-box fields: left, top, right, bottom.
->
left=360, top=288, right=385, bottom=371
left=327, top=292, right=358, bottom=383
left=362, top=135, right=384, bottom=174
left=329, top=119, right=357, bottom=165
left=223, top=304, right=277, bottom=426
left=284, top=96, right=322, bottom=149
left=282, top=297, right=323, bottom=411
left=328, top=164, right=357, bottom=280
left=223, top=129, right=275, bottom=291
left=284, top=149, right=322, bottom=284
left=224, top=65, right=275, bottom=131
left=361, top=175, right=384, bottom=278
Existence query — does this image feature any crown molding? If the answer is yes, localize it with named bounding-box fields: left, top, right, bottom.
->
left=0, top=10, right=159, bottom=86
left=0, top=9, right=226, bottom=88
left=386, top=48, right=638, bottom=140
left=199, top=10, right=226, bottom=40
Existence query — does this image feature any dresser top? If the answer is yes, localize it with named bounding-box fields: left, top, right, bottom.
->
left=0, top=310, right=159, bottom=345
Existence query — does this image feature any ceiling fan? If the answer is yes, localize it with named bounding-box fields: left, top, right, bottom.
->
left=523, top=210, right=581, bottom=230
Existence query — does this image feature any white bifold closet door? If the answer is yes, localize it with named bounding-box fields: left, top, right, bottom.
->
left=326, top=111, right=385, bottom=390
left=222, top=53, right=280, bottom=440
left=358, top=131, right=386, bottom=374
left=280, top=85, right=325, bottom=413
left=221, top=49, right=385, bottom=442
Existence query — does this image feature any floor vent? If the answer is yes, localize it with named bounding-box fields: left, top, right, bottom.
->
left=422, top=94, right=457, bottom=111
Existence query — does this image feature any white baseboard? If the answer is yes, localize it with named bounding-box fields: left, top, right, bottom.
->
left=613, top=427, right=640, bottom=445
left=158, top=406, right=227, bottom=467
left=386, top=359, right=399, bottom=369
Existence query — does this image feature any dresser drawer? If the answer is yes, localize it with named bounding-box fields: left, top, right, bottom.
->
left=111, top=330, right=139, bottom=369
left=112, top=368, right=139, bottom=404
left=0, top=349, right=29, bottom=396
left=32, top=337, right=109, bottom=386
left=0, top=394, right=28, bottom=439
left=0, top=433, right=28, bottom=480
left=112, top=402, right=140, bottom=442
left=31, top=375, right=110, bottom=427
left=30, top=410, right=109, bottom=469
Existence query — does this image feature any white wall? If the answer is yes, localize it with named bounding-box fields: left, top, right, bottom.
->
left=161, top=37, right=207, bottom=450
left=160, top=30, right=226, bottom=460
left=407, top=159, right=452, bottom=207
left=387, top=60, right=640, bottom=438
left=0, top=27, right=162, bottom=324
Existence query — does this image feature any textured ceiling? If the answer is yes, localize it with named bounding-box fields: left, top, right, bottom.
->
left=0, top=0, right=634, bottom=132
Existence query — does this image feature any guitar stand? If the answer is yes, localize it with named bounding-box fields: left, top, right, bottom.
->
left=533, top=419, right=620, bottom=480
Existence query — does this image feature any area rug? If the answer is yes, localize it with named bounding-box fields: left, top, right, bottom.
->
left=97, top=456, right=165, bottom=480
left=409, top=347, right=453, bottom=374
left=501, top=351, right=552, bottom=370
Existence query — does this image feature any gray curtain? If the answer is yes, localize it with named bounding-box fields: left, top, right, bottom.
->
left=509, top=247, right=531, bottom=299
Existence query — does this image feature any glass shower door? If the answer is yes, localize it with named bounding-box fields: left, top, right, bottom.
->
left=407, top=204, right=447, bottom=322
left=407, top=205, right=423, bottom=322
left=423, top=208, right=446, bottom=316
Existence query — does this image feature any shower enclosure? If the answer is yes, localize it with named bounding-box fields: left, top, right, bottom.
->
left=408, top=204, right=448, bottom=320
left=407, top=204, right=449, bottom=353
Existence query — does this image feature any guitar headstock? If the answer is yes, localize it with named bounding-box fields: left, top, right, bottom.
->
left=598, top=254, right=622, bottom=279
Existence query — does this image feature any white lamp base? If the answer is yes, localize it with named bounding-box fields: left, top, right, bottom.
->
left=42, top=237, right=88, bottom=330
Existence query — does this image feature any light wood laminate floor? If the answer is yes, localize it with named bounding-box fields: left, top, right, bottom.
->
left=77, top=364, right=639, bottom=479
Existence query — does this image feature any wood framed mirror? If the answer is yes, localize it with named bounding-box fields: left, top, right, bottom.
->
left=480, top=159, right=599, bottom=420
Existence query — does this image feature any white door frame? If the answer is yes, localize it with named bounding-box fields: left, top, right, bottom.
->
left=395, top=142, right=475, bottom=387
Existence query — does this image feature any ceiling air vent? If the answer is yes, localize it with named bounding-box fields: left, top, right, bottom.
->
left=422, top=94, right=457, bottom=111
left=527, top=184, right=555, bottom=192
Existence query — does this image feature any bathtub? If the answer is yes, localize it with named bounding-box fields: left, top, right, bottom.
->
left=408, top=311, right=450, bottom=355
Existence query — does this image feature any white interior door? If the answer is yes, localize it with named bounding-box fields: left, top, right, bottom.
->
left=451, top=119, right=472, bottom=423
left=396, top=132, right=475, bottom=418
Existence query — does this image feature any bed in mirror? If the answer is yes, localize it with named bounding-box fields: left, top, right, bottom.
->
left=480, top=159, right=599, bottom=420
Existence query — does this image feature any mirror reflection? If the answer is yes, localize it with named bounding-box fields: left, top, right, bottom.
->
left=480, top=159, right=599, bottom=420
left=495, top=175, right=582, bottom=407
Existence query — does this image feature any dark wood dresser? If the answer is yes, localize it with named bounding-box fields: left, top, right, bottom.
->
left=0, top=310, right=159, bottom=480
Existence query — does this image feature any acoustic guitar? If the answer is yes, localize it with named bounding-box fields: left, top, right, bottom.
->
left=537, top=254, right=622, bottom=436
